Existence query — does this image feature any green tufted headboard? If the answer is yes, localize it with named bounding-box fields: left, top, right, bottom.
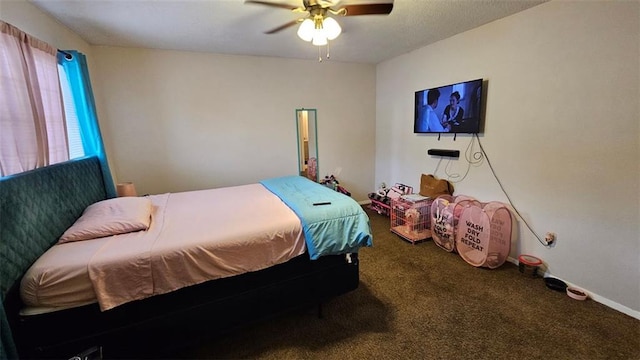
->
left=0, top=156, right=109, bottom=359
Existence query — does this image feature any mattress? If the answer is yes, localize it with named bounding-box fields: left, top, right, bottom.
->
left=21, top=183, right=306, bottom=313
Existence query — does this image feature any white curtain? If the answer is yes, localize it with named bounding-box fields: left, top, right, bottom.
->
left=0, top=20, right=68, bottom=177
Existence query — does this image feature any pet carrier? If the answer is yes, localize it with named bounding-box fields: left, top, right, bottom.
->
left=455, top=201, right=513, bottom=268
left=390, top=194, right=432, bottom=244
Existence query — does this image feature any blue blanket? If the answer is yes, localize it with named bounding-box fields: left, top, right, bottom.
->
left=260, top=176, right=373, bottom=260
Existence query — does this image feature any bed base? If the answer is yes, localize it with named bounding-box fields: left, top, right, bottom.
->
left=14, top=252, right=359, bottom=359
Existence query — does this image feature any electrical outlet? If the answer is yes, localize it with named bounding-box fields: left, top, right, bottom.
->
left=545, top=232, right=556, bottom=245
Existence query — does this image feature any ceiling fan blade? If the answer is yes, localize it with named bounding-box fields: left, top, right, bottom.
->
left=245, top=0, right=299, bottom=11
left=265, top=19, right=302, bottom=34
left=341, top=3, right=393, bottom=16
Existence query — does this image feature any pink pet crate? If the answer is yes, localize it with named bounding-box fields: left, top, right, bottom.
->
left=455, top=201, right=513, bottom=269
left=430, top=195, right=478, bottom=252
left=390, top=194, right=432, bottom=244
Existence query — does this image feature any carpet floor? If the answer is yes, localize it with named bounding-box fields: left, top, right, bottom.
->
left=173, top=206, right=640, bottom=359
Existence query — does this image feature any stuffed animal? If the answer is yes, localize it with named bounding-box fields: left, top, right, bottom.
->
left=405, top=208, right=420, bottom=233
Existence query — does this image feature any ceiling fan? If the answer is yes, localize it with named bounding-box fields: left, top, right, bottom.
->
left=245, top=0, right=393, bottom=49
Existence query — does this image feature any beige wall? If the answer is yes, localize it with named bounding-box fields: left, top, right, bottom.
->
left=0, top=0, right=91, bottom=55
left=376, top=1, right=639, bottom=316
left=90, top=47, right=376, bottom=199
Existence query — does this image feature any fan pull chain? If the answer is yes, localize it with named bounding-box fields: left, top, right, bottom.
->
left=318, top=46, right=322, bottom=62
left=326, top=42, right=330, bottom=59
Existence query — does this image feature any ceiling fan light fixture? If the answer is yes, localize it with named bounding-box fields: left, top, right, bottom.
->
left=323, top=17, right=341, bottom=40
left=311, top=35, right=329, bottom=46
left=297, top=18, right=315, bottom=42
left=312, top=32, right=328, bottom=46
left=298, top=15, right=341, bottom=46
left=310, top=16, right=329, bottom=46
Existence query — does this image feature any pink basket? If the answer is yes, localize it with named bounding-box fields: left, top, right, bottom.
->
left=430, top=195, right=478, bottom=252
left=455, top=201, right=512, bottom=269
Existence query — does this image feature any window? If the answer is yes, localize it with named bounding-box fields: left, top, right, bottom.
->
left=0, top=20, right=68, bottom=176
left=57, top=63, right=85, bottom=159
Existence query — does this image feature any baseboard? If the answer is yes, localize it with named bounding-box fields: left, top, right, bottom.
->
left=588, top=293, right=640, bottom=320
left=507, top=256, right=640, bottom=320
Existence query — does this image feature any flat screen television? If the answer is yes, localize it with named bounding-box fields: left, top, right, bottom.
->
left=414, top=78, right=483, bottom=134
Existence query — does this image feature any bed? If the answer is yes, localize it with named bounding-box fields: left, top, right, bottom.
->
left=0, top=156, right=372, bottom=359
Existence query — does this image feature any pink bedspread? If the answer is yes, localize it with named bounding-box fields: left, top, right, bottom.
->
left=88, top=184, right=306, bottom=311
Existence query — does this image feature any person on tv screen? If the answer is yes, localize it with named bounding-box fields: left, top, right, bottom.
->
left=416, top=89, right=444, bottom=133
left=442, top=91, right=464, bottom=130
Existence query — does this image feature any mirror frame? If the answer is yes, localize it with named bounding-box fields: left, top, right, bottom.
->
left=296, top=108, right=319, bottom=182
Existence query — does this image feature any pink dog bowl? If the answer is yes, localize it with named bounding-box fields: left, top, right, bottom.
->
left=567, top=286, right=588, bottom=300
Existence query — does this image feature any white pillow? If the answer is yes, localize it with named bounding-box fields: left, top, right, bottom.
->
left=59, top=197, right=152, bottom=243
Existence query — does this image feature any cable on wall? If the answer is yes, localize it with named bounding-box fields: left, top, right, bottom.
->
left=433, top=157, right=443, bottom=176
left=448, top=135, right=484, bottom=182
left=435, top=136, right=483, bottom=183
left=473, top=133, right=549, bottom=246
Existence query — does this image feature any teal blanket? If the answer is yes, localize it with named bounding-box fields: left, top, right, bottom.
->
left=260, top=176, right=372, bottom=260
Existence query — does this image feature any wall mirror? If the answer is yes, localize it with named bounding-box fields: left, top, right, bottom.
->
left=296, top=108, right=318, bottom=182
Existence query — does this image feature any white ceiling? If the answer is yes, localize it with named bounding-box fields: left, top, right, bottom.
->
left=29, top=0, right=547, bottom=64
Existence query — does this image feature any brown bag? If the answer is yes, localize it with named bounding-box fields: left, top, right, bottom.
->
left=419, top=174, right=454, bottom=198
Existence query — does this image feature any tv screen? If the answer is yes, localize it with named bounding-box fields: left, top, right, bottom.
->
left=414, top=78, right=483, bottom=134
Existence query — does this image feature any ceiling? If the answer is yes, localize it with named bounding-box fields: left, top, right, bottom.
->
left=29, top=0, right=547, bottom=64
